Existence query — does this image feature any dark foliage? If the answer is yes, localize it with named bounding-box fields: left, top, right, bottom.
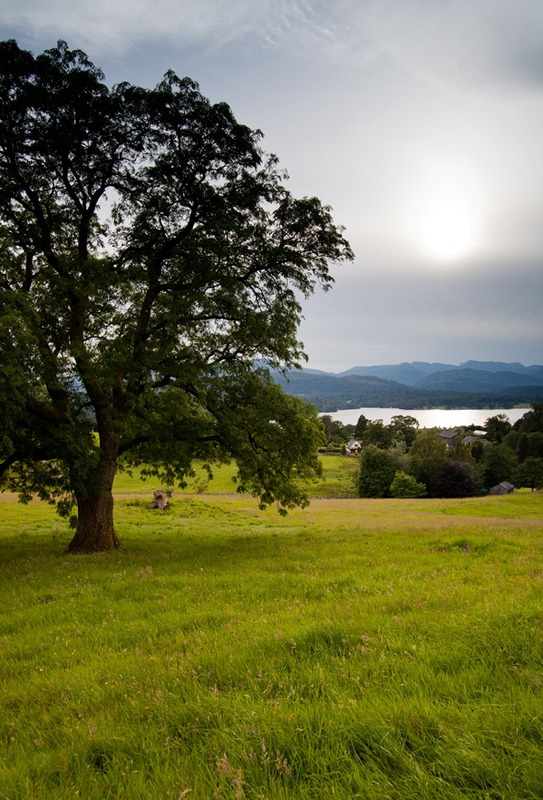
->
left=482, top=444, right=518, bottom=491
left=431, top=461, right=480, bottom=498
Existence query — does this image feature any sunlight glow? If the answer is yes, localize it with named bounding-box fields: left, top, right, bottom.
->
left=409, top=161, right=481, bottom=264
left=419, top=197, right=474, bottom=261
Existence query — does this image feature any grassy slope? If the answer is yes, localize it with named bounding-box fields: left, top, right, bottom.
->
left=113, top=455, right=360, bottom=499
left=1, top=463, right=542, bottom=799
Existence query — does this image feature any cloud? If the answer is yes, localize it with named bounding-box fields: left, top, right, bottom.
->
left=2, top=0, right=351, bottom=55
left=355, top=0, right=543, bottom=94
left=2, top=0, right=267, bottom=51
left=2, top=0, right=541, bottom=370
left=298, top=255, right=543, bottom=369
left=5, top=0, right=542, bottom=95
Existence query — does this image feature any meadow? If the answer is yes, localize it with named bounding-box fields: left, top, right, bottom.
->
left=1, top=457, right=542, bottom=799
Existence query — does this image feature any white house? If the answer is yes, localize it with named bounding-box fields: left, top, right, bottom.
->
left=345, top=439, right=363, bottom=455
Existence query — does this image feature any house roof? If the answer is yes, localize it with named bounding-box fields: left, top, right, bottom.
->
left=438, top=428, right=459, bottom=440
left=463, top=435, right=488, bottom=445
left=489, top=481, right=514, bottom=494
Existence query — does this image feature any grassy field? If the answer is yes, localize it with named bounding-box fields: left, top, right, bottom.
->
left=1, top=459, right=542, bottom=799
left=112, top=455, right=360, bottom=499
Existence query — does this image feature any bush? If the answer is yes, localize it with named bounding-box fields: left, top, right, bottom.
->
left=390, top=471, right=427, bottom=498
left=431, top=460, right=479, bottom=498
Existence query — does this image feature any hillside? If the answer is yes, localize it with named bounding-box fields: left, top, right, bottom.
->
left=337, top=362, right=453, bottom=386
left=415, top=367, right=543, bottom=392
left=272, top=360, right=543, bottom=411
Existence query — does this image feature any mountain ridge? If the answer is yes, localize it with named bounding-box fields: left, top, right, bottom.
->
left=272, top=360, right=543, bottom=412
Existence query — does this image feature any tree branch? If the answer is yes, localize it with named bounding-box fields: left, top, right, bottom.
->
left=24, top=394, right=72, bottom=426
left=0, top=451, right=20, bottom=479
left=23, top=250, right=34, bottom=292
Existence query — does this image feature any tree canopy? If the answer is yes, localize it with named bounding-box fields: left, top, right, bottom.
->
left=357, top=446, right=400, bottom=498
left=0, top=40, right=353, bottom=552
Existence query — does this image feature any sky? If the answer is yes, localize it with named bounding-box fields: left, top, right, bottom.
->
left=2, top=0, right=543, bottom=372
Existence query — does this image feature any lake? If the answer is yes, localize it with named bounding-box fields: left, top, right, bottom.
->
left=328, top=407, right=530, bottom=429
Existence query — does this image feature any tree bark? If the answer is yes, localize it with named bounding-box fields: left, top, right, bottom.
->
left=65, top=489, right=121, bottom=553
left=65, top=448, right=121, bottom=553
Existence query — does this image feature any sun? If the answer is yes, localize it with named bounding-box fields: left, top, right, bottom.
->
left=408, top=161, right=481, bottom=264
left=419, top=196, right=474, bottom=261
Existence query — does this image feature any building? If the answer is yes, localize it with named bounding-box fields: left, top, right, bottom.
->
left=345, top=439, right=363, bottom=456
left=489, top=481, right=514, bottom=495
left=437, top=428, right=459, bottom=450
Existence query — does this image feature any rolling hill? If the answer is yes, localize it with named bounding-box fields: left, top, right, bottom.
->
left=272, top=361, right=543, bottom=411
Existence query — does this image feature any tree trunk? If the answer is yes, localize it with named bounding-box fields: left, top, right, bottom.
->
left=65, top=489, right=121, bottom=553
left=65, top=447, right=121, bottom=553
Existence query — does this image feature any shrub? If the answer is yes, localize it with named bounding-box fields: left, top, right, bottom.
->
left=431, top=460, right=479, bottom=498
left=390, top=471, right=427, bottom=498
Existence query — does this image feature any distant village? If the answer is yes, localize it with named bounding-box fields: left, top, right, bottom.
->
left=319, top=406, right=542, bottom=498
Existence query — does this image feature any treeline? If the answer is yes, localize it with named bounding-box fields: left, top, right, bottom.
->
left=320, top=404, right=543, bottom=498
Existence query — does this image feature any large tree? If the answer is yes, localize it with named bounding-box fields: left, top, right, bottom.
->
left=0, top=41, right=353, bottom=552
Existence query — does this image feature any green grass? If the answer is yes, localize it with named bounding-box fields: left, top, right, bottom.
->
left=1, top=482, right=542, bottom=799
left=114, top=454, right=360, bottom=498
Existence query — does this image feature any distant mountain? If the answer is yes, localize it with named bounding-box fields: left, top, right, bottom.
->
left=415, top=368, right=543, bottom=393
left=459, top=360, right=543, bottom=377
left=337, top=362, right=453, bottom=386
left=271, top=360, right=543, bottom=411
left=298, top=368, right=332, bottom=376
left=336, top=360, right=543, bottom=387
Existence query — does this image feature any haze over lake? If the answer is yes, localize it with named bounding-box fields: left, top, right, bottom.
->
left=329, top=407, right=529, bottom=429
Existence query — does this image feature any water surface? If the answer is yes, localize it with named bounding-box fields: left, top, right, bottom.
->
left=328, top=407, right=529, bottom=428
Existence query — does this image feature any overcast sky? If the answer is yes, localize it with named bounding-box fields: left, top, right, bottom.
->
left=2, top=0, right=542, bottom=371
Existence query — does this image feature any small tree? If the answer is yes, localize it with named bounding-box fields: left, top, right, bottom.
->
left=485, top=414, right=512, bottom=443
left=518, top=432, right=543, bottom=462
left=390, top=471, right=427, bottom=498
left=0, top=41, right=353, bottom=552
left=515, top=402, right=543, bottom=434
left=354, top=414, right=369, bottom=439
left=516, top=457, right=543, bottom=491
left=320, top=415, right=350, bottom=445
left=482, top=444, right=518, bottom=491
left=390, top=415, right=419, bottom=448
left=362, top=420, right=394, bottom=450
left=408, top=429, right=448, bottom=488
left=431, top=460, right=479, bottom=498
left=470, top=439, right=485, bottom=463
left=357, top=446, right=398, bottom=498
